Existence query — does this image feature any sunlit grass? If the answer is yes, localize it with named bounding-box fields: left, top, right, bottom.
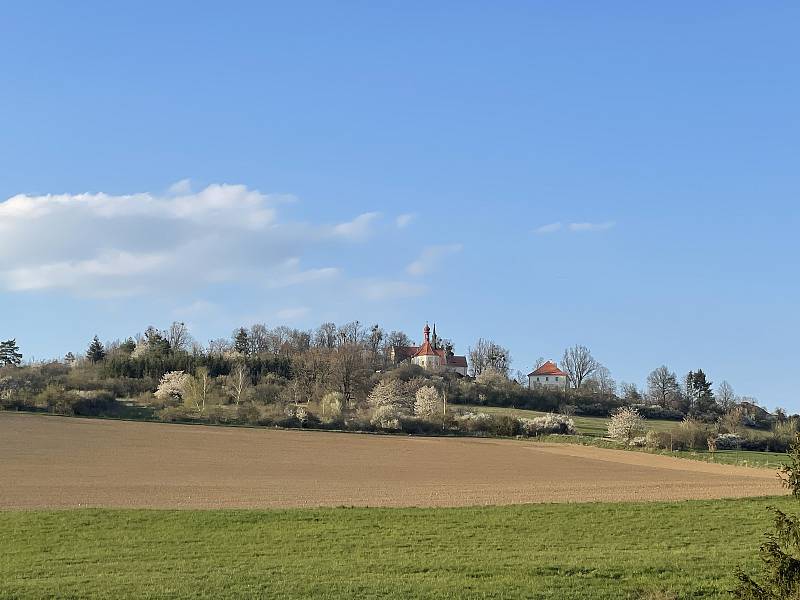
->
left=1, top=498, right=793, bottom=599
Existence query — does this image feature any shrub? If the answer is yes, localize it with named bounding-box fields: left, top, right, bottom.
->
left=157, top=405, right=193, bottom=422
left=455, top=412, right=493, bottom=434
left=320, top=391, right=344, bottom=420
left=672, top=418, right=710, bottom=450
left=490, top=415, right=522, bottom=437
left=36, top=384, right=81, bottom=415
left=607, top=407, right=645, bottom=443
left=713, top=432, right=743, bottom=450
left=70, top=390, right=124, bottom=417
left=236, top=402, right=261, bottom=425
left=645, top=429, right=672, bottom=449
left=519, top=413, right=576, bottom=436
left=629, top=436, right=648, bottom=447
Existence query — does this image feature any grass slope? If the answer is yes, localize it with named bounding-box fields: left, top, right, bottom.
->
left=457, top=404, right=680, bottom=436
left=2, top=497, right=795, bottom=599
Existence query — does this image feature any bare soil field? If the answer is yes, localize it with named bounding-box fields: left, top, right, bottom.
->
left=0, top=413, right=785, bottom=509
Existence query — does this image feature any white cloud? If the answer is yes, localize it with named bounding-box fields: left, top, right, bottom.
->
left=534, top=222, right=563, bottom=234
left=330, top=212, right=380, bottom=241
left=168, top=178, right=192, bottom=195
left=406, top=244, right=463, bottom=276
left=568, top=221, right=615, bottom=232
left=534, top=221, right=615, bottom=234
left=0, top=184, right=378, bottom=297
left=396, top=213, right=416, bottom=228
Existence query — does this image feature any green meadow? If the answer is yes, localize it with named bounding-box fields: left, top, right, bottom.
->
left=2, top=497, right=794, bottom=599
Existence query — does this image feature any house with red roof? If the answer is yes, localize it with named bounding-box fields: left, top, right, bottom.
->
left=527, top=360, right=568, bottom=390
left=389, top=323, right=468, bottom=376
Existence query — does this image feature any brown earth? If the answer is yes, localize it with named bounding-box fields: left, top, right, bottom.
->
left=0, top=412, right=785, bottom=509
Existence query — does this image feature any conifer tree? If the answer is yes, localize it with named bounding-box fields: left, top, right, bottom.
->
left=732, top=434, right=800, bottom=598
left=233, top=327, right=250, bottom=355
left=87, top=336, right=106, bottom=363
left=0, top=339, right=22, bottom=367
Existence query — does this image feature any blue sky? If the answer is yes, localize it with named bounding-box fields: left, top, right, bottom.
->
left=1, top=2, right=798, bottom=409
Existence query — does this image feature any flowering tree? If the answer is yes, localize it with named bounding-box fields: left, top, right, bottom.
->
left=414, top=386, right=441, bottom=418
left=154, top=371, right=189, bottom=403
left=607, top=407, right=644, bottom=443
left=368, top=379, right=412, bottom=428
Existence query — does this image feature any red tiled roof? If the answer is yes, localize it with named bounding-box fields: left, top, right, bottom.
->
left=413, top=340, right=437, bottom=357
left=446, top=355, right=468, bottom=368
left=528, top=361, right=567, bottom=377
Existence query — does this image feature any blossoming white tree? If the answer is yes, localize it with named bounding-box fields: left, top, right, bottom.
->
left=368, top=379, right=412, bottom=428
left=154, top=371, right=189, bottom=403
left=414, top=385, right=441, bottom=418
left=607, top=407, right=645, bottom=443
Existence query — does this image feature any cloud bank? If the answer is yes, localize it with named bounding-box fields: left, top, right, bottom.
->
left=0, top=183, right=387, bottom=299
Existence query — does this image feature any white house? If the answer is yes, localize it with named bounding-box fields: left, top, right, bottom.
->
left=527, top=361, right=568, bottom=390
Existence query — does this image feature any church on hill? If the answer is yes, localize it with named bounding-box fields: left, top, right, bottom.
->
left=389, top=323, right=468, bottom=376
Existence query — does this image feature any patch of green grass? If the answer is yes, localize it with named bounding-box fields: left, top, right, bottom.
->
left=1, top=498, right=795, bottom=599
left=457, top=404, right=681, bottom=436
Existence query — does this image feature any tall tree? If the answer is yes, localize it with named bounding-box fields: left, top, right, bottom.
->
left=233, top=327, right=250, bottom=355
left=716, top=380, right=736, bottom=412
left=646, top=366, right=680, bottom=407
left=248, top=323, right=270, bottom=355
left=313, top=322, right=338, bottom=349
left=468, top=338, right=510, bottom=377
left=166, top=321, right=192, bottom=352
left=560, top=345, right=598, bottom=389
left=86, top=336, right=106, bottom=363
left=685, top=369, right=717, bottom=417
left=0, top=339, right=22, bottom=367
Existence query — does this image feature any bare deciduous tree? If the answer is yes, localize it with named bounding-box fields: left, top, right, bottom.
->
left=468, top=338, right=510, bottom=377
left=646, top=365, right=680, bottom=407
left=248, top=324, right=270, bottom=355
left=560, top=345, right=598, bottom=389
left=716, top=380, right=736, bottom=412
left=226, top=362, right=251, bottom=406
left=166, top=321, right=192, bottom=352
left=588, top=364, right=616, bottom=395
left=313, top=322, right=338, bottom=349
left=331, top=342, right=368, bottom=405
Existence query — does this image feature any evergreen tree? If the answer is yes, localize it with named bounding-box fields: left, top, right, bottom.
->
left=142, top=326, right=171, bottom=355
left=686, top=369, right=717, bottom=417
left=233, top=327, right=250, bottom=355
left=87, top=336, right=106, bottom=363
left=0, top=339, right=22, bottom=367
left=733, top=434, right=800, bottom=598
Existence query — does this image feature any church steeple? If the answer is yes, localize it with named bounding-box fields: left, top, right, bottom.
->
left=431, top=323, right=438, bottom=349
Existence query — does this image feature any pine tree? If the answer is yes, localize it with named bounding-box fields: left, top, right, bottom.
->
left=0, top=339, right=22, bottom=367
left=733, top=434, right=800, bottom=598
left=686, top=369, right=717, bottom=417
left=233, top=327, right=250, bottom=355
left=87, top=336, right=106, bottom=363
